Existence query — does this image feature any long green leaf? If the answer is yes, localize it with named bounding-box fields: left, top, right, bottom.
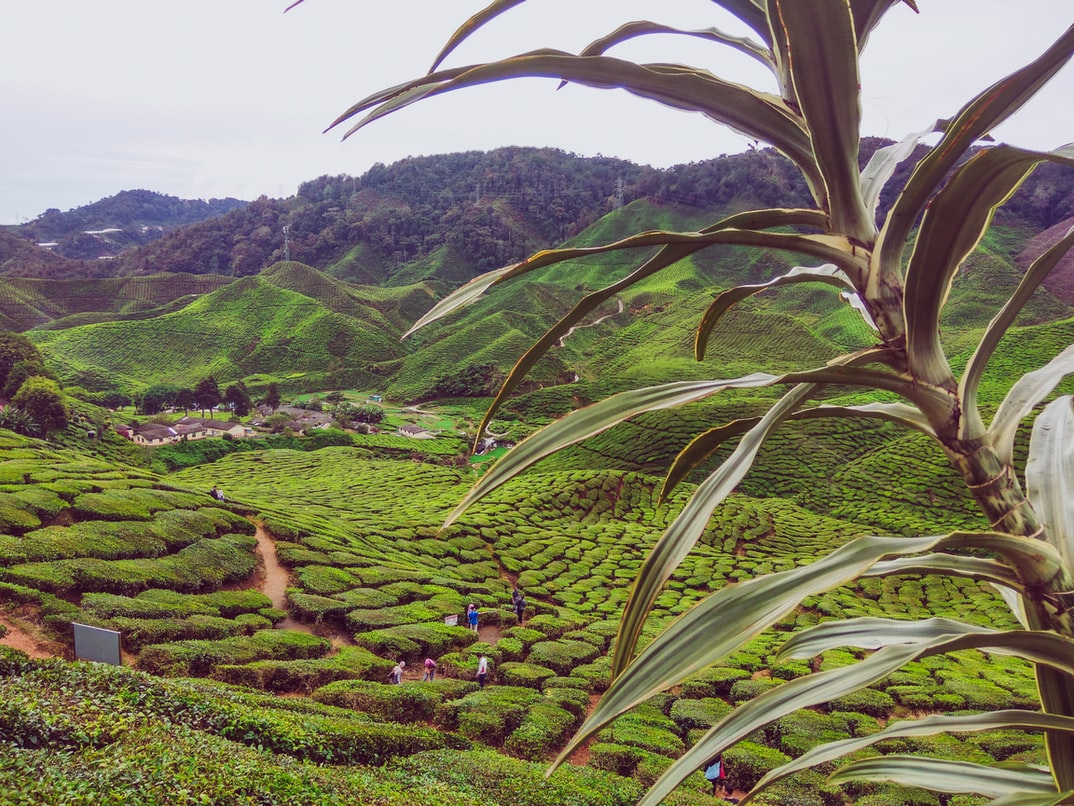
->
left=429, top=0, right=776, bottom=73
left=474, top=242, right=700, bottom=447
left=991, top=344, right=1074, bottom=467
left=404, top=211, right=855, bottom=337
left=330, top=52, right=820, bottom=188
left=827, top=755, right=1057, bottom=796
left=873, top=21, right=1074, bottom=284
left=752, top=712, right=1074, bottom=802
left=904, top=146, right=1053, bottom=389
left=641, top=620, right=1074, bottom=805
left=859, top=125, right=933, bottom=220
left=695, top=264, right=856, bottom=360
left=776, top=616, right=992, bottom=658
left=473, top=210, right=835, bottom=440
left=775, top=0, right=872, bottom=242
left=637, top=642, right=930, bottom=806
left=1028, top=396, right=1074, bottom=571
left=446, top=362, right=942, bottom=527
left=428, top=0, right=526, bottom=72
left=963, top=222, right=1074, bottom=442
left=443, top=373, right=776, bottom=525
left=575, top=21, right=775, bottom=74
left=864, top=553, right=1023, bottom=590
left=608, top=365, right=952, bottom=675
left=553, top=532, right=949, bottom=774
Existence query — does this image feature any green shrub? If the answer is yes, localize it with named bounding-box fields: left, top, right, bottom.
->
left=504, top=702, right=577, bottom=760
left=680, top=666, right=751, bottom=698
left=526, top=640, right=601, bottom=676
left=137, top=629, right=330, bottom=677
left=499, top=662, right=557, bottom=689
left=724, top=740, right=791, bottom=791
left=831, top=687, right=896, bottom=716
left=388, top=747, right=644, bottom=806
left=588, top=742, right=647, bottom=777
left=436, top=686, right=542, bottom=739
left=307, top=679, right=444, bottom=722
left=213, top=645, right=393, bottom=693
left=543, top=686, right=590, bottom=719
left=669, top=697, right=733, bottom=734
left=729, top=677, right=784, bottom=703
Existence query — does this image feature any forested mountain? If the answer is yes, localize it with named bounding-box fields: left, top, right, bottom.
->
left=7, top=144, right=1074, bottom=285
left=4, top=144, right=1074, bottom=407
left=1, top=190, right=246, bottom=261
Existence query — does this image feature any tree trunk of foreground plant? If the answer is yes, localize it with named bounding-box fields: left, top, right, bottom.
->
left=947, top=438, right=1074, bottom=788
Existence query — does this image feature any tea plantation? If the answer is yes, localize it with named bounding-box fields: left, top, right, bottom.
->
left=0, top=392, right=1044, bottom=804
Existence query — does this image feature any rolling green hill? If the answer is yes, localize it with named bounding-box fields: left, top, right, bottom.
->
left=3, top=146, right=1074, bottom=804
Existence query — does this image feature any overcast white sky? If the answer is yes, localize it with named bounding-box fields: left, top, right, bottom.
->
left=2, top=1, right=1072, bottom=225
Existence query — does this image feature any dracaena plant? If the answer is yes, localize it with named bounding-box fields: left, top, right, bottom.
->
left=319, top=0, right=1074, bottom=801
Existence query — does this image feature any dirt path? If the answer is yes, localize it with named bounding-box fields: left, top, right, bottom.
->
left=556, top=297, right=624, bottom=347
left=0, top=612, right=62, bottom=660
left=251, top=521, right=353, bottom=648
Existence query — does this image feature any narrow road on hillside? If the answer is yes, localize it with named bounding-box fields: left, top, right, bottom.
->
left=556, top=297, right=624, bottom=347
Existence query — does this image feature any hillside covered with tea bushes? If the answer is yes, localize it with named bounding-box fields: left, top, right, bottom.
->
left=2, top=144, right=1074, bottom=803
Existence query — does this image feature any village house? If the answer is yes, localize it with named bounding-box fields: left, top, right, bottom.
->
left=120, top=415, right=244, bottom=447
left=397, top=424, right=433, bottom=439
left=174, top=416, right=244, bottom=439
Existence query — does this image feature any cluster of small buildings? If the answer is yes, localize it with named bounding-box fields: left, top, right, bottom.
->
left=115, top=416, right=250, bottom=447
left=115, top=405, right=443, bottom=447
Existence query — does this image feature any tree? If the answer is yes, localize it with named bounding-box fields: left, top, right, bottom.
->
left=139, top=384, right=180, bottom=415
left=2, top=358, right=49, bottom=400
left=12, top=376, right=67, bottom=434
left=263, top=382, right=281, bottom=413
left=224, top=382, right=253, bottom=417
left=0, top=331, right=41, bottom=394
left=194, top=377, right=221, bottom=417
left=344, top=3, right=1074, bottom=802
left=174, top=387, right=196, bottom=415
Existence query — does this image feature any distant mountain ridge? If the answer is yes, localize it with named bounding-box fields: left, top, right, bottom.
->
left=1, top=189, right=247, bottom=261
left=4, top=144, right=1074, bottom=284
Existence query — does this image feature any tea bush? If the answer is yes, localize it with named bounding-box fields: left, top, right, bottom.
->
left=504, top=701, right=577, bottom=760
left=137, top=629, right=330, bottom=677
left=214, top=645, right=393, bottom=693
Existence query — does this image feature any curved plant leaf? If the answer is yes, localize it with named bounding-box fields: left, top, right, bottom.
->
left=859, top=125, right=934, bottom=220
left=827, top=755, right=1058, bottom=796
left=752, top=713, right=1074, bottom=802
left=329, top=51, right=821, bottom=188
left=873, top=21, right=1074, bottom=285
left=863, top=553, right=1023, bottom=590
left=660, top=400, right=935, bottom=503
left=991, top=344, right=1074, bottom=467
left=639, top=621, right=1074, bottom=805
left=962, top=222, right=1074, bottom=442
left=405, top=209, right=852, bottom=338
left=775, top=0, right=872, bottom=241
left=903, top=146, right=1060, bottom=390
left=1027, top=396, right=1074, bottom=570
left=574, top=21, right=774, bottom=73
left=553, top=531, right=950, bottom=771
left=695, top=264, right=856, bottom=360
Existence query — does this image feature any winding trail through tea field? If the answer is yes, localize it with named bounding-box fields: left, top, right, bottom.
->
left=0, top=613, right=62, bottom=659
